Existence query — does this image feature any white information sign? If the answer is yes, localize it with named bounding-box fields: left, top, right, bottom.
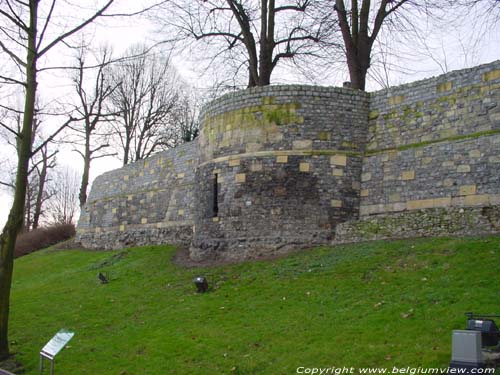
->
left=40, top=329, right=74, bottom=359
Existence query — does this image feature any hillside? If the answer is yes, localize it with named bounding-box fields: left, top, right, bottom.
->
left=7, top=236, right=500, bottom=374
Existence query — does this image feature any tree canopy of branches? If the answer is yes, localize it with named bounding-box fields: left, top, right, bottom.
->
left=70, top=45, right=117, bottom=207
left=162, top=0, right=335, bottom=87
left=331, top=0, right=443, bottom=90
left=0, top=0, right=116, bottom=360
left=108, top=45, right=187, bottom=165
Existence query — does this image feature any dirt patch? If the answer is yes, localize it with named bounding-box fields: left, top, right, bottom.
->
left=0, top=355, right=23, bottom=374
left=171, top=245, right=314, bottom=268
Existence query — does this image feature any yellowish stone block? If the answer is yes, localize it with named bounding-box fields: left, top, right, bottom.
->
left=177, top=172, right=185, bottom=179
left=330, top=154, right=347, bottom=166
left=483, top=69, right=500, bottom=82
left=119, top=225, right=125, bottom=232
left=407, top=197, right=451, bottom=210
left=389, top=193, right=401, bottom=202
left=332, top=168, right=344, bottom=177
left=457, top=165, right=471, bottom=173
left=228, top=158, right=240, bottom=167
left=123, top=175, right=129, bottom=181
left=212, top=217, right=220, bottom=222
left=299, top=162, right=310, bottom=172
left=235, top=173, right=246, bottom=183
left=459, top=185, right=477, bottom=196
left=276, top=155, right=288, bottom=163
left=401, top=170, right=415, bottom=180
left=436, top=81, right=453, bottom=93
left=178, top=209, right=184, bottom=215
left=112, top=208, right=117, bottom=213
left=469, top=150, right=481, bottom=158
left=141, top=218, right=148, bottom=224
left=292, top=140, right=312, bottom=150
left=360, top=189, right=369, bottom=197
left=330, top=199, right=343, bottom=208
left=465, top=194, right=490, bottom=206
left=388, top=95, right=405, bottom=106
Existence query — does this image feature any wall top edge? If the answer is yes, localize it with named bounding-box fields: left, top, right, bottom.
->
left=370, top=59, right=500, bottom=98
left=93, top=140, right=197, bottom=182
left=200, top=83, right=370, bottom=117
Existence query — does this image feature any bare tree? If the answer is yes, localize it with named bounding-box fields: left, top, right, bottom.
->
left=0, top=0, right=117, bottom=360
left=108, top=45, right=184, bottom=165
left=159, top=0, right=335, bottom=87
left=69, top=45, right=117, bottom=207
left=46, top=167, right=80, bottom=226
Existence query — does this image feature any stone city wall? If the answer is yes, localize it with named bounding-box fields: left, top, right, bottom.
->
left=77, top=142, right=196, bottom=249
left=335, top=60, right=500, bottom=243
left=190, top=85, right=370, bottom=261
left=77, top=60, right=500, bottom=255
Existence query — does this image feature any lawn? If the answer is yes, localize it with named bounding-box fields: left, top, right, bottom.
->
left=7, top=235, right=500, bottom=374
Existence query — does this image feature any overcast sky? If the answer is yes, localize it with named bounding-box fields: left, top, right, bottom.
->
left=0, top=1, right=499, bottom=228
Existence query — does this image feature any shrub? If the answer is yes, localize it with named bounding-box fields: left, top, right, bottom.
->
left=14, top=224, right=76, bottom=258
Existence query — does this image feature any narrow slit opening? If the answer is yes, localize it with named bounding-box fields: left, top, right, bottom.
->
left=212, top=173, right=219, bottom=217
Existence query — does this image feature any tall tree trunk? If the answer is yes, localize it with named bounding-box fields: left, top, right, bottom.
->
left=79, top=138, right=91, bottom=206
left=33, top=149, right=48, bottom=229
left=0, top=0, right=38, bottom=360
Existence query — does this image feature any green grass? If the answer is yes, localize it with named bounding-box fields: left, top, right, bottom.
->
left=8, top=236, right=500, bottom=374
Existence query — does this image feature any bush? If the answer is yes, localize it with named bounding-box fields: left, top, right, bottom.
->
left=14, top=224, right=76, bottom=258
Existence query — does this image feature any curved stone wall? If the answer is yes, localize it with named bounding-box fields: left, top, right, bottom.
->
left=76, top=60, right=500, bottom=258
left=190, top=85, right=370, bottom=261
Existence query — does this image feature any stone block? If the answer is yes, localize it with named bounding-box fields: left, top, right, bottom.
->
left=401, top=170, right=415, bottom=180
left=330, top=199, right=343, bottom=208
left=437, top=82, right=453, bottom=93
left=119, top=225, right=125, bottom=232
left=389, top=193, right=401, bottom=202
left=465, top=194, right=490, bottom=206
left=293, top=140, right=312, bottom=150
left=489, top=156, right=500, bottom=163
left=276, top=155, right=288, bottom=163
left=483, top=69, right=500, bottom=82
left=229, top=158, right=240, bottom=167
left=360, top=189, right=369, bottom=197
left=141, top=218, right=148, bottom=224
left=123, top=175, right=129, bottom=181
left=317, top=131, right=331, bottom=141
left=457, top=165, right=471, bottom=173
left=459, top=185, right=477, bottom=196
left=388, top=95, right=405, bottom=106
left=330, top=154, right=347, bottom=166
left=407, top=197, right=451, bottom=210
left=299, top=162, right=310, bottom=172
left=469, top=150, right=481, bottom=158
left=177, top=172, right=185, bottom=179
left=332, top=168, right=344, bottom=177
left=178, top=209, right=185, bottom=215
left=235, top=173, right=246, bottom=183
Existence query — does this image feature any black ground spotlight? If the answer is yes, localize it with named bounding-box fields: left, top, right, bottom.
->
left=194, top=276, right=208, bottom=293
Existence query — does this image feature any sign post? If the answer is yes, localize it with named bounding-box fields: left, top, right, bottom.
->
left=39, top=329, right=74, bottom=375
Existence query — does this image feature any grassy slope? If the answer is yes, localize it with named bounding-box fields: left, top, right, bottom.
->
left=8, top=236, right=500, bottom=375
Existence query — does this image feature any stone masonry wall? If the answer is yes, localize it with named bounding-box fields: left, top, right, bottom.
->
left=190, top=85, right=370, bottom=261
left=76, top=142, right=196, bottom=249
left=77, top=60, right=500, bottom=254
left=335, top=60, right=500, bottom=243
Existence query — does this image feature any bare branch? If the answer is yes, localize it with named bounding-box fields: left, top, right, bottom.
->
left=39, top=0, right=115, bottom=57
